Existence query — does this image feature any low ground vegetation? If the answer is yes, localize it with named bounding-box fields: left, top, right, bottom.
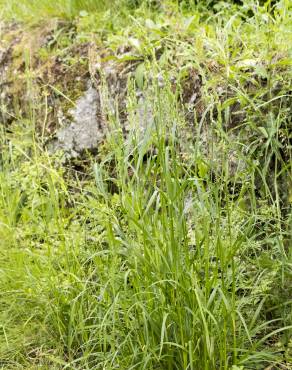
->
left=0, top=0, right=291, bottom=369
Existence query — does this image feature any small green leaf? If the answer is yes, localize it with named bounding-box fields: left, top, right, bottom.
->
left=135, top=63, right=145, bottom=90
left=197, top=159, right=209, bottom=178
left=258, top=126, right=268, bottom=138
left=183, top=16, right=195, bottom=30
left=145, top=19, right=156, bottom=29
left=129, top=37, right=141, bottom=51
left=79, top=10, right=88, bottom=17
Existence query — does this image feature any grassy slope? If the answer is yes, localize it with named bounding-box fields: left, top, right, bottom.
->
left=0, top=0, right=292, bottom=369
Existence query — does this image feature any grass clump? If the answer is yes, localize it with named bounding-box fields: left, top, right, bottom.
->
left=0, top=0, right=292, bottom=369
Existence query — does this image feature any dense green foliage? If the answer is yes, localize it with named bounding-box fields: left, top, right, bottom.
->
left=0, top=0, right=284, bottom=21
left=0, top=0, right=291, bottom=369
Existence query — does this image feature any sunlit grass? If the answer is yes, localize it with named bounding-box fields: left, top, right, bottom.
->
left=0, top=0, right=291, bottom=369
left=0, top=0, right=116, bottom=20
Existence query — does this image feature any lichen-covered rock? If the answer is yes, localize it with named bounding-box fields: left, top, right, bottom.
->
left=48, top=83, right=103, bottom=157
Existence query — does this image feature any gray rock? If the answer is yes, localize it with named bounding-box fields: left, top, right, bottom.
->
left=49, top=84, right=103, bottom=157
